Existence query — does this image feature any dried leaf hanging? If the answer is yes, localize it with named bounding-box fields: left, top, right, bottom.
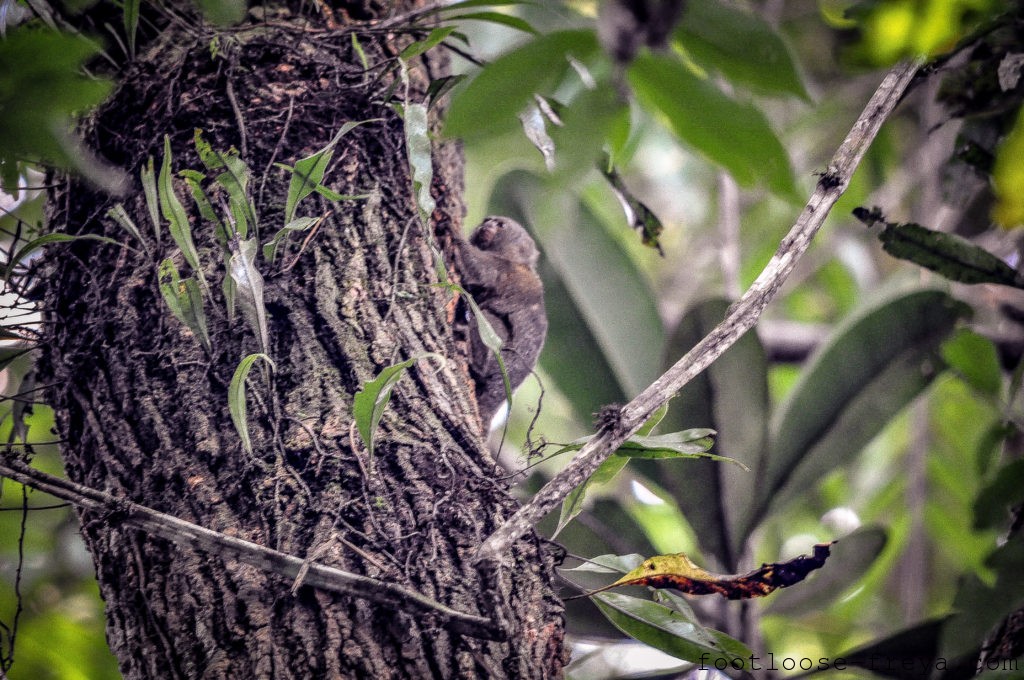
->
left=570, top=542, right=835, bottom=601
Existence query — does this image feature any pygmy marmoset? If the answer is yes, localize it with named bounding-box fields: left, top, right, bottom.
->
left=459, top=216, right=547, bottom=425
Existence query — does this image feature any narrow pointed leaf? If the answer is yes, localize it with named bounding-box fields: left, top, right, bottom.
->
left=354, top=354, right=443, bottom=457
left=284, top=119, right=378, bottom=224
left=629, top=52, right=798, bottom=200
left=157, top=258, right=211, bottom=352
left=159, top=136, right=205, bottom=286
left=229, top=353, right=275, bottom=455
left=746, top=289, right=970, bottom=537
left=141, top=157, right=161, bottom=244
left=5, top=233, right=121, bottom=283
left=107, top=204, right=145, bottom=247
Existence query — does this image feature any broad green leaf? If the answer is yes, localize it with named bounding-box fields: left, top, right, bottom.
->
left=629, top=52, right=798, bottom=200
left=766, top=527, right=888, bottom=616
left=444, top=30, right=601, bottom=142
left=159, top=136, right=206, bottom=288
left=675, top=0, right=809, bottom=100
left=228, top=237, right=269, bottom=353
left=0, top=347, right=31, bottom=373
left=404, top=100, right=436, bottom=221
left=281, top=119, right=377, bottom=224
left=4, top=233, right=122, bottom=283
left=399, top=26, right=457, bottom=62
left=141, top=157, right=161, bottom=244
left=229, top=353, right=275, bottom=455
left=746, top=289, right=970, bottom=537
left=107, top=204, right=146, bottom=248
left=548, top=84, right=628, bottom=184
left=644, top=298, right=769, bottom=568
left=561, top=553, right=645, bottom=574
left=445, top=12, right=536, bottom=34
left=0, top=28, right=115, bottom=184
left=354, top=354, right=442, bottom=457
left=593, top=592, right=751, bottom=666
left=157, top=258, right=211, bottom=352
left=942, top=328, right=1002, bottom=396
left=836, top=617, right=958, bottom=680
left=263, top=216, right=321, bottom=263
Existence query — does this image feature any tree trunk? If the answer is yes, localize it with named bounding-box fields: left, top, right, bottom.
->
left=39, top=2, right=566, bottom=677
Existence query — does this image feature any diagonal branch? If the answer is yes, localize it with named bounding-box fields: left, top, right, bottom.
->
left=0, top=458, right=504, bottom=641
left=475, top=60, right=922, bottom=566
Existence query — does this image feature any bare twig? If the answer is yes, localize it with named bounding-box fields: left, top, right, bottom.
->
left=474, top=60, right=922, bottom=566
left=0, top=459, right=503, bottom=640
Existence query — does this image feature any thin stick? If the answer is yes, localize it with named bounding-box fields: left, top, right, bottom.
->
left=474, top=60, right=922, bottom=565
left=0, top=459, right=503, bottom=640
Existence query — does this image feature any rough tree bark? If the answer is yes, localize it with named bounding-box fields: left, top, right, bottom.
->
left=38, top=1, right=566, bottom=677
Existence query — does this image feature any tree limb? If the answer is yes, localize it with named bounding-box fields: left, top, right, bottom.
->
left=475, top=60, right=922, bottom=566
left=0, top=458, right=504, bottom=641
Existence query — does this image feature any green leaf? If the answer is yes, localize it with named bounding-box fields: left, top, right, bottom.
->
left=107, top=203, right=146, bottom=248
left=592, top=592, right=752, bottom=666
left=157, top=258, right=211, bottom=352
left=445, top=12, right=536, bottom=34
left=942, top=328, right=1002, bottom=396
left=562, top=553, right=645, bottom=574
left=400, top=26, right=458, bottom=62
left=675, top=0, right=809, bottom=100
left=229, top=353, right=275, bottom=455
left=766, top=527, right=888, bottom=616
left=444, top=30, right=601, bottom=142
left=141, top=157, right=162, bottom=244
left=354, top=354, right=443, bottom=457
left=228, top=237, right=269, bottom=353
left=180, top=168, right=227, bottom=247
left=194, top=130, right=255, bottom=239
left=836, top=617, right=961, bottom=680
left=281, top=120, right=377, bottom=224
left=0, top=28, right=115, bottom=184
left=262, top=216, right=321, bottom=263
left=746, top=289, right=970, bottom=536
left=159, top=136, right=206, bottom=288
left=864, top=213, right=1024, bottom=288
left=0, top=347, right=32, bottom=373
left=123, top=0, right=140, bottom=57
left=628, top=52, right=798, bottom=200
left=4, top=233, right=122, bottom=283
left=455, top=284, right=514, bottom=414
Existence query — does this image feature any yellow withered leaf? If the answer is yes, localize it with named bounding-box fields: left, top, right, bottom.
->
left=573, top=542, right=835, bottom=601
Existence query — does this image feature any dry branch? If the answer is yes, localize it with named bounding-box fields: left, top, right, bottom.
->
left=0, top=458, right=503, bottom=640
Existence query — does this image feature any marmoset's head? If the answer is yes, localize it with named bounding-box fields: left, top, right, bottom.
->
left=470, top=216, right=539, bottom=267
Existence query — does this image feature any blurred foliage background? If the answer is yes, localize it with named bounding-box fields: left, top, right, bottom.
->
left=2, top=0, right=1024, bottom=678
